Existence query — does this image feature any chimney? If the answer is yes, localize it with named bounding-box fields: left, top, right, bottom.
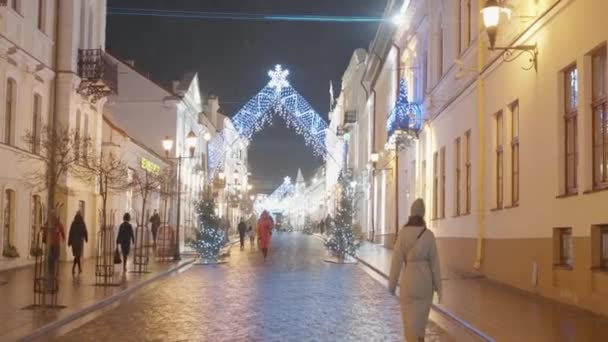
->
left=172, top=80, right=180, bottom=94
left=125, top=59, right=135, bottom=67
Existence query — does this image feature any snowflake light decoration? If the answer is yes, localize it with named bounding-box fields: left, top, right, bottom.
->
left=268, top=64, right=290, bottom=93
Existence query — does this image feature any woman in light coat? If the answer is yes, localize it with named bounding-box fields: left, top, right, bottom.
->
left=388, top=198, right=442, bottom=342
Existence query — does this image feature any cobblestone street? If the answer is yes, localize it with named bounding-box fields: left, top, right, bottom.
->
left=59, top=234, right=448, bottom=341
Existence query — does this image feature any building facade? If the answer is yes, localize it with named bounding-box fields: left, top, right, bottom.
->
left=0, top=0, right=113, bottom=262
left=346, top=0, right=608, bottom=316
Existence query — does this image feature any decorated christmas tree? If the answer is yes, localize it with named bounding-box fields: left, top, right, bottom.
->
left=325, top=172, right=360, bottom=259
left=302, top=214, right=314, bottom=235
left=191, top=191, right=225, bottom=261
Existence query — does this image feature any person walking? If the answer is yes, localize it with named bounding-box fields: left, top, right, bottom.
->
left=257, top=211, right=274, bottom=261
left=68, top=211, right=88, bottom=275
left=247, top=225, right=255, bottom=249
left=116, top=213, right=135, bottom=272
left=149, top=209, right=161, bottom=247
left=388, top=199, right=442, bottom=342
left=237, top=218, right=247, bottom=250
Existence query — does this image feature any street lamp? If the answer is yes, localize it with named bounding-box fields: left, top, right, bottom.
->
left=162, top=130, right=198, bottom=261
left=481, top=0, right=538, bottom=71
left=203, top=132, right=212, bottom=141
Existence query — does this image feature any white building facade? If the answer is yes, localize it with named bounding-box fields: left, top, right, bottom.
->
left=0, top=0, right=113, bottom=262
left=348, top=0, right=608, bottom=316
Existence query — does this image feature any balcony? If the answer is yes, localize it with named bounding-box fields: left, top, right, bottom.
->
left=77, top=49, right=118, bottom=102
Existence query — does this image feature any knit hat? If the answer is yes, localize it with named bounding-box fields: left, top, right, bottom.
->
left=410, top=198, right=425, bottom=217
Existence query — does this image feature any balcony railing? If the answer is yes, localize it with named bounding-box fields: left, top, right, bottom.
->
left=77, top=49, right=118, bottom=102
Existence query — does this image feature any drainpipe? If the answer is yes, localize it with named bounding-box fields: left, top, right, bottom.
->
left=473, top=0, right=487, bottom=270
left=393, top=43, right=401, bottom=237
left=370, top=90, right=377, bottom=242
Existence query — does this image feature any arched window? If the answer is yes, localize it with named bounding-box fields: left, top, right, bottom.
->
left=11, top=0, right=21, bottom=14
left=79, top=3, right=86, bottom=48
left=38, top=0, right=46, bottom=32
left=88, top=7, right=95, bottom=48
left=82, top=114, right=89, bottom=163
left=3, top=189, right=15, bottom=252
left=5, top=78, right=16, bottom=145
left=32, top=94, right=42, bottom=154
left=75, top=110, right=81, bottom=162
left=30, top=195, right=42, bottom=254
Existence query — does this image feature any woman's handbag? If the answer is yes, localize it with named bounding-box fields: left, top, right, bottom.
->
left=114, top=248, right=122, bottom=264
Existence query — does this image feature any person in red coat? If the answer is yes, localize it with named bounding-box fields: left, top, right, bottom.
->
left=257, top=211, right=274, bottom=261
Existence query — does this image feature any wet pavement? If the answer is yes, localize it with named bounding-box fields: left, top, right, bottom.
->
left=356, top=241, right=608, bottom=342
left=59, top=233, right=448, bottom=341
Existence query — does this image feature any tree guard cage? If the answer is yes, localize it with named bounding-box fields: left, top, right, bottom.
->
left=155, top=223, right=175, bottom=262
left=33, top=226, right=59, bottom=307
left=95, top=209, right=117, bottom=286
left=132, top=211, right=150, bottom=273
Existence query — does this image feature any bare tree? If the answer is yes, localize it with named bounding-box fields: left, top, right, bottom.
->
left=73, top=150, right=128, bottom=229
left=129, top=167, right=174, bottom=228
left=22, top=125, right=94, bottom=219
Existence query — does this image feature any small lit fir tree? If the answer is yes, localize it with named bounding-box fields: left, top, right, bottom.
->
left=191, top=190, right=225, bottom=261
left=325, top=172, right=360, bottom=259
left=302, top=214, right=314, bottom=235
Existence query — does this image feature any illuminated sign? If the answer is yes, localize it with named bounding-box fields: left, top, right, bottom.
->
left=141, top=157, right=160, bottom=174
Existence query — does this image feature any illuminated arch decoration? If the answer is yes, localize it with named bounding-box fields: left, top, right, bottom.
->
left=208, top=65, right=330, bottom=178
left=386, top=78, right=423, bottom=145
left=253, top=176, right=296, bottom=214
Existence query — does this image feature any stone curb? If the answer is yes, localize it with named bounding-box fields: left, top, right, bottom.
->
left=19, top=258, right=196, bottom=342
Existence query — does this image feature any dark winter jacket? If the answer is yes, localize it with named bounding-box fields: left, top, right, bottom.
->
left=237, top=222, right=247, bottom=236
left=116, top=222, right=135, bottom=248
left=68, top=215, right=88, bottom=257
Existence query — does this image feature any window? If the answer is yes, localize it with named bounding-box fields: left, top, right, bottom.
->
left=458, top=0, right=463, bottom=55
left=126, top=168, right=134, bottom=213
left=83, top=114, right=89, bottom=163
left=495, top=111, right=504, bottom=208
left=511, top=101, right=520, bottom=205
left=438, top=23, right=444, bottom=78
left=455, top=138, right=461, bottom=215
left=433, top=152, right=438, bottom=219
left=38, top=0, right=46, bottom=32
left=30, top=195, right=42, bottom=253
left=564, top=65, right=578, bottom=194
left=602, top=227, right=608, bottom=269
left=465, top=131, right=471, bottom=214
left=74, top=111, right=81, bottom=162
left=11, top=0, right=21, bottom=14
left=591, top=46, right=608, bottom=188
left=32, top=94, right=42, bottom=154
left=5, top=78, right=16, bottom=145
left=440, top=147, right=446, bottom=218
left=554, top=227, right=573, bottom=268
left=466, top=0, right=472, bottom=45
left=2, top=190, right=15, bottom=252
left=422, top=49, right=428, bottom=101
left=421, top=160, right=427, bottom=202
left=78, top=200, right=85, bottom=219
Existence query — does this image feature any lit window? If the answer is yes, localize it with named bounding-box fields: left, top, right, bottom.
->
left=591, top=46, right=607, bottom=188
left=564, top=65, right=578, bottom=194
left=554, top=227, right=573, bottom=268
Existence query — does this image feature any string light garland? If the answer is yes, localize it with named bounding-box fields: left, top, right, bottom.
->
left=208, top=65, right=332, bottom=179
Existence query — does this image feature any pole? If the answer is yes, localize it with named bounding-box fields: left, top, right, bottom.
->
left=174, top=156, right=182, bottom=261
left=395, top=145, right=399, bottom=237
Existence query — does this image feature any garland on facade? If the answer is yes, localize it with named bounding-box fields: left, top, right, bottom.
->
left=190, top=191, right=225, bottom=261
left=325, top=172, right=360, bottom=258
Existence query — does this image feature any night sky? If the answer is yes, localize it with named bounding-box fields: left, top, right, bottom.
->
left=106, top=0, right=387, bottom=193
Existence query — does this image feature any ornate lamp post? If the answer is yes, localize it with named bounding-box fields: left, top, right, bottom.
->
left=162, top=130, right=198, bottom=261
